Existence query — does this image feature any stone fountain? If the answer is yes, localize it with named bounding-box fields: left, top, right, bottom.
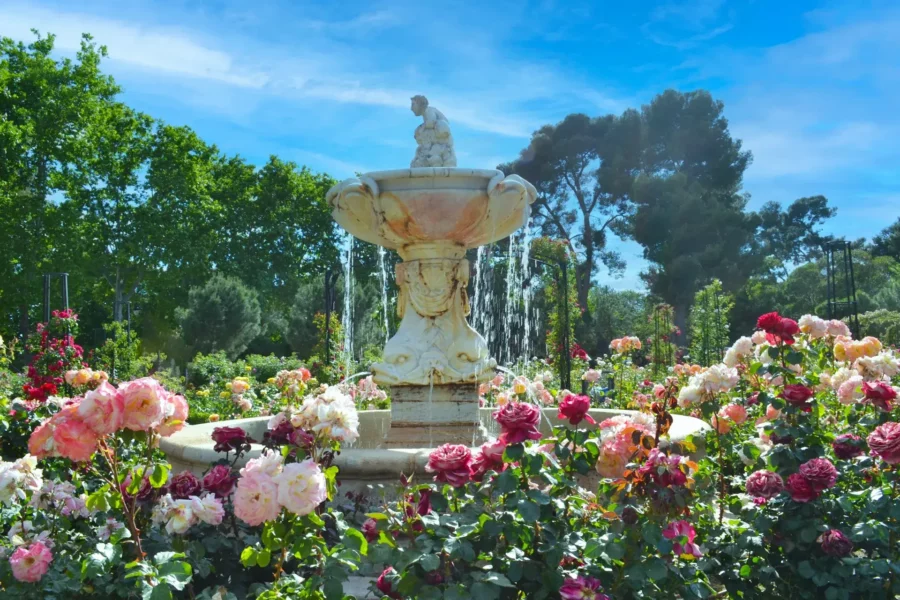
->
left=160, top=97, right=710, bottom=493
left=325, top=95, right=537, bottom=448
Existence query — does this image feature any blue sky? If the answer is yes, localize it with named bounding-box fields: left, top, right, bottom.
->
left=3, top=0, right=899, bottom=290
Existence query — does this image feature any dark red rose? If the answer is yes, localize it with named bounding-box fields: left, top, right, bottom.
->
left=168, top=470, right=202, bottom=499
left=416, top=489, right=432, bottom=516
left=832, top=434, right=865, bottom=460
left=781, top=385, right=814, bottom=411
left=263, top=421, right=295, bottom=446
left=202, top=465, right=237, bottom=498
left=557, top=394, right=595, bottom=426
left=786, top=472, right=818, bottom=502
left=425, top=571, right=444, bottom=585
left=746, top=392, right=760, bottom=406
left=771, top=433, right=794, bottom=445
left=362, top=518, right=378, bottom=542
left=211, top=426, right=254, bottom=454
left=746, top=470, right=784, bottom=499
left=819, top=529, right=853, bottom=557
left=863, top=381, right=897, bottom=411
left=120, top=473, right=153, bottom=503
left=621, top=506, right=639, bottom=525
left=798, top=457, right=838, bottom=492
left=376, top=567, right=401, bottom=599
left=493, top=401, right=542, bottom=444
left=425, top=444, right=473, bottom=487
left=289, top=428, right=315, bottom=448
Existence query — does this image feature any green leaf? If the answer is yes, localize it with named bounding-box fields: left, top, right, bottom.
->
left=365, top=512, right=389, bottom=521
left=798, top=561, right=816, bottom=579
left=149, top=464, right=170, bottom=488
left=148, top=584, right=173, bottom=600
left=256, top=549, right=271, bottom=567
left=240, top=547, right=257, bottom=568
left=323, top=578, right=344, bottom=600
left=470, top=582, right=500, bottom=600
left=739, top=564, right=752, bottom=578
left=418, top=553, right=441, bottom=572
left=482, top=573, right=515, bottom=588
left=785, top=350, right=803, bottom=365
left=507, top=561, right=524, bottom=583
left=504, top=443, right=525, bottom=461
left=343, top=528, right=368, bottom=556
left=86, top=485, right=112, bottom=513
left=645, top=558, right=668, bottom=581
left=517, top=499, right=540, bottom=523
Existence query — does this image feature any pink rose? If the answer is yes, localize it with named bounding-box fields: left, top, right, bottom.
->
left=470, top=440, right=507, bottom=482
left=720, top=403, right=748, bottom=425
left=362, top=518, right=378, bottom=542
left=798, top=458, right=838, bottom=492
left=77, top=381, right=124, bottom=435
left=119, top=377, right=167, bottom=431
left=583, top=369, right=601, bottom=383
left=51, top=405, right=99, bottom=462
left=710, top=414, right=732, bottom=434
left=493, top=401, right=542, bottom=444
left=273, top=459, right=327, bottom=516
left=745, top=470, right=784, bottom=499
left=662, top=520, right=702, bottom=558
left=766, top=404, right=781, bottom=420
left=157, top=393, right=189, bottom=437
left=233, top=471, right=280, bottom=526
left=9, top=541, right=53, bottom=583
left=559, top=576, right=610, bottom=600
left=786, top=472, right=818, bottom=502
left=863, top=381, right=897, bottom=411
left=867, top=421, right=900, bottom=464
left=425, top=444, right=473, bottom=487
left=557, top=394, right=595, bottom=426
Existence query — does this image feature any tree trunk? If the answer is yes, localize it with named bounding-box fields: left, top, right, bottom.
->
left=114, top=267, right=123, bottom=321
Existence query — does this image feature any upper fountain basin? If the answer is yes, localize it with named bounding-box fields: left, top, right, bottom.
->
left=326, top=168, right=537, bottom=260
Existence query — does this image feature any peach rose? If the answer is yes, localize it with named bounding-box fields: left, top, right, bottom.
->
left=27, top=420, right=58, bottom=459
left=119, top=377, right=167, bottom=431
left=157, top=393, right=189, bottom=437
left=52, top=405, right=99, bottom=462
left=720, top=403, right=748, bottom=425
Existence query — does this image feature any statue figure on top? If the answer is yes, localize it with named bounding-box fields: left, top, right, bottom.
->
left=410, top=95, right=457, bottom=168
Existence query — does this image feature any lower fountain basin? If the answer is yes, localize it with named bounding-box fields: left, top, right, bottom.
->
left=161, top=409, right=710, bottom=496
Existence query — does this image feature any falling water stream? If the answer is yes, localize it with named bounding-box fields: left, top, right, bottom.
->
left=378, top=246, right=390, bottom=346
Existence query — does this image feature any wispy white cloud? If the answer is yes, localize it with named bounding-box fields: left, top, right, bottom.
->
left=2, top=4, right=269, bottom=88
left=642, top=0, right=733, bottom=50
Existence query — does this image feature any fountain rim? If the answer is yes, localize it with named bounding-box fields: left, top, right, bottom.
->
left=357, top=167, right=503, bottom=181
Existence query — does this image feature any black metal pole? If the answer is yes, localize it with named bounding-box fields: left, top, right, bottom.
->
left=127, top=301, right=132, bottom=339
left=61, top=273, right=69, bottom=310
left=43, top=274, right=50, bottom=323
left=847, top=242, right=860, bottom=337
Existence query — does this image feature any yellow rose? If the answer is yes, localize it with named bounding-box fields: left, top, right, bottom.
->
left=208, top=414, right=220, bottom=422
left=219, top=391, right=230, bottom=399
left=73, top=369, right=91, bottom=386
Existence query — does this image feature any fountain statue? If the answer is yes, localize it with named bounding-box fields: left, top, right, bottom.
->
left=326, top=96, right=537, bottom=447
left=159, top=99, right=711, bottom=496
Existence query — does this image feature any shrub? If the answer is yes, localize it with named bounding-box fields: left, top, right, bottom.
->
left=244, top=353, right=304, bottom=382
left=177, top=275, right=262, bottom=359
left=186, top=351, right=245, bottom=387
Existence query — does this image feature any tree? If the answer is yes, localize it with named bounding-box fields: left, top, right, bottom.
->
left=688, top=279, right=734, bottom=366
left=500, top=112, right=637, bottom=328
left=756, top=196, right=836, bottom=279
left=177, top=275, right=262, bottom=359
left=586, top=286, right=649, bottom=356
left=628, top=90, right=755, bottom=336
left=871, top=217, right=900, bottom=262
left=0, top=32, right=120, bottom=337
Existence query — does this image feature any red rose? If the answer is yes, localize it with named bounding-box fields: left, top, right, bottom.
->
left=263, top=421, right=294, bottom=446
left=168, top=470, right=202, bottom=499
left=798, top=458, right=837, bottom=492
left=493, top=401, right=542, bottom=444
left=863, top=381, right=897, bottom=411
left=756, top=312, right=783, bottom=332
left=786, top=472, right=818, bottom=502
left=211, top=426, right=254, bottom=454
left=202, top=465, right=237, bottom=498
left=832, top=434, right=865, bottom=460
left=416, top=489, right=432, bottom=516
left=745, top=470, right=784, bottom=499
left=557, top=394, right=595, bottom=426
left=376, top=567, right=401, bottom=599
left=819, top=529, right=853, bottom=557
left=867, top=421, right=900, bottom=464
left=425, top=444, right=473, bottom=487
left=781, top=385, right=814, bottom=411
left=362, top=518, right=378, bottom=542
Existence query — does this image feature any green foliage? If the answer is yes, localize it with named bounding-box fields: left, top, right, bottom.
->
left=177, top=275, right=262, bottom=359
left=90, top=321, right=159, bottom=383
left=857, top=309, right=900, bottom=345
left=870, top=216, right=900, bottom=261
left=245, top=354, right=304, bottom=382
left=533, top=237, right=578, bottom=374
left=688, top=279, right=733, bottom=366
left=186, top=351, right=246, bottom=387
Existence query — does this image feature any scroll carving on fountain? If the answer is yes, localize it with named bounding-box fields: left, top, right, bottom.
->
left=326, top=96, right=537, bottom=446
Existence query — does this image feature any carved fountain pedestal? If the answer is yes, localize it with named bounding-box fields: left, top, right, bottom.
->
left=326, top=168, right=537, bottom=447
